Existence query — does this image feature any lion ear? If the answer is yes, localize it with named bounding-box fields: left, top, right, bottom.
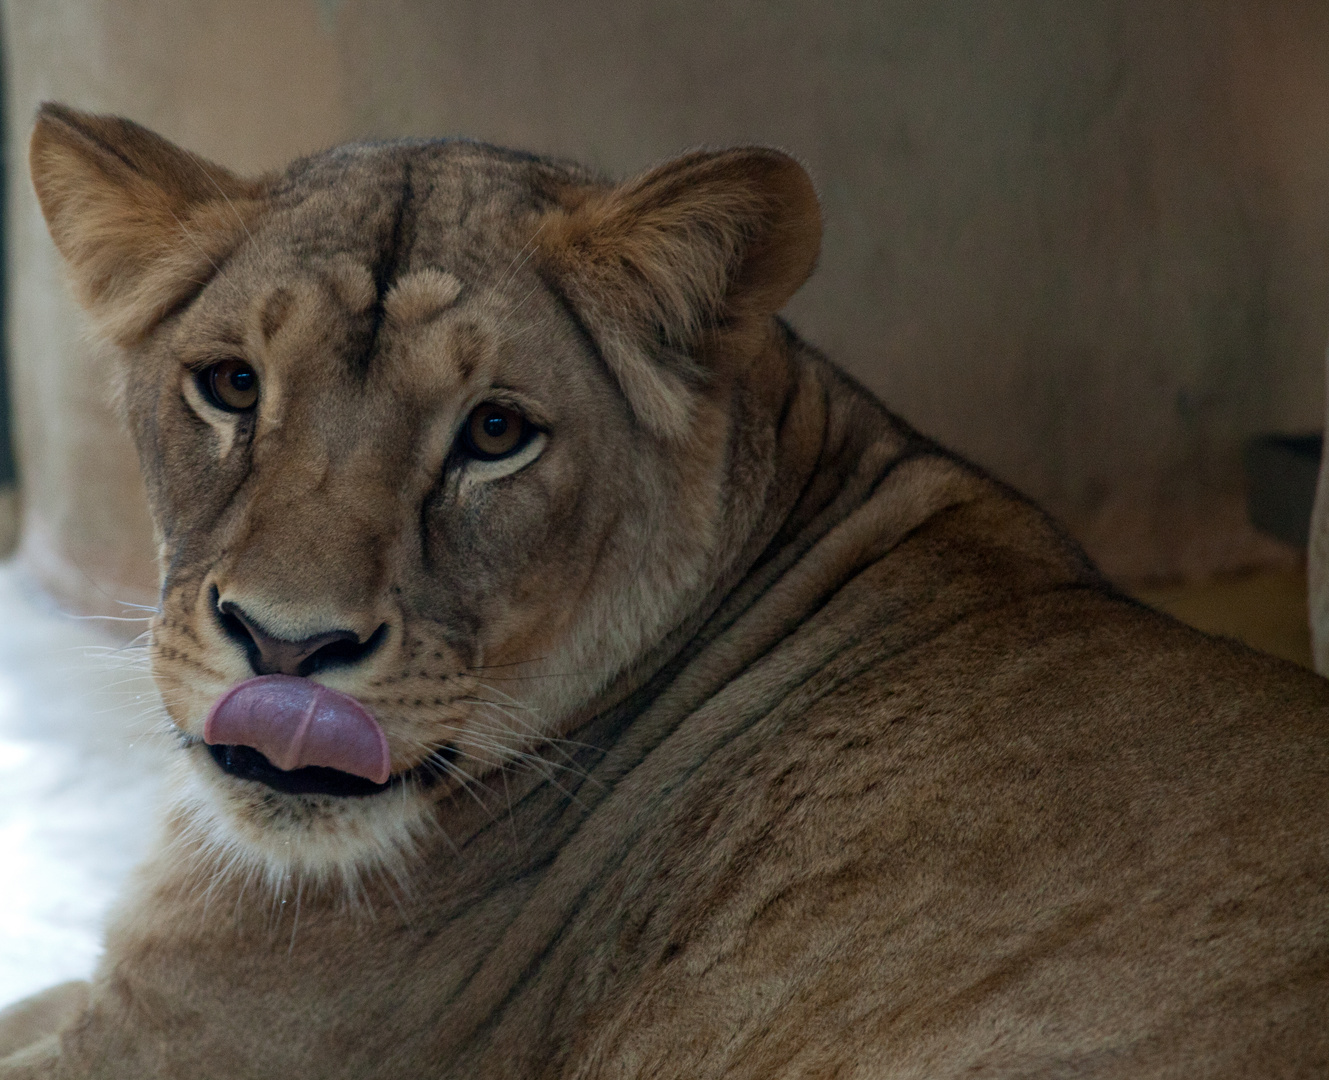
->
left=539, top=148, right=821, bottom=440
left=29, top=103, right=266, bottom=346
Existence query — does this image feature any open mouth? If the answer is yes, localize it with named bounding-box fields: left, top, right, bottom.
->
left=206, top=741, right=456, bottom=798
left=201, top=673, right=459, bottom=799
left=207, top=742, right=392, bottom=797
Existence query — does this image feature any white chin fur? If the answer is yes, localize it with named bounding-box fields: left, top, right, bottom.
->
left=166, top=746, right=438, bottom=901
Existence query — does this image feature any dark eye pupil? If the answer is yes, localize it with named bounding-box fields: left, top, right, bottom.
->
left=230, top=370, right=254, bottom=392
left=483, top=414, right=508, bottom=438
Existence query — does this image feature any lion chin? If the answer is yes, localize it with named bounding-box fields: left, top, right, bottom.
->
left=3, top=101, right=1326, bottom=1080
left=169, top=742, right=440, bottom=899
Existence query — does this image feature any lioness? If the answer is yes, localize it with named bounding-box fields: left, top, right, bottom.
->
left=0, top=102, right=1326, bottom=1079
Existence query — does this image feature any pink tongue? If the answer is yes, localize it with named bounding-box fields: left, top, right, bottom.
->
left=204, top=675, right=391, bottom=785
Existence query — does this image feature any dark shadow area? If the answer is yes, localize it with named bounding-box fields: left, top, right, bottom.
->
left=1243, top=434, right=1321, bottom=549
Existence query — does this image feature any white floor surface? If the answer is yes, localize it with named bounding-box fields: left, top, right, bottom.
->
left=0, top=560, right=169, bottom=1010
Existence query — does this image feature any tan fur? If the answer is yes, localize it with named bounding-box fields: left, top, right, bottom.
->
left=385, top=268, right=464, bottom=326
left=5, top=104, right=1328, bottom=1079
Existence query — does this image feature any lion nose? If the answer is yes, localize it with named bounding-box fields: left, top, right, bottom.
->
left=216, top=599, right=386, bottom=678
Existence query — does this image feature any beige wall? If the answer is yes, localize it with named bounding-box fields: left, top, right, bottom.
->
left=3, top=0, right=347, bottom=613
left=6, top=1, right=1329, bottom=616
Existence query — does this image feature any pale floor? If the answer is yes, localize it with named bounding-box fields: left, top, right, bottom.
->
left=0, top=559, right=1317, bottom=1014
left=0, top=560, right=169, bottom=1011
left=1131, top=566, right=1313, bottom=669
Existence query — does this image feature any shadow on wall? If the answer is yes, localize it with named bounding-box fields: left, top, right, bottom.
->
left=1243, top=434, right=1321, bottom=550
left=3, top=1, right=1329, bottom=617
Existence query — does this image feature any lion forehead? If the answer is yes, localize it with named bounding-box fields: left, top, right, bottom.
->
left=386, top=269, right=464, bottom=327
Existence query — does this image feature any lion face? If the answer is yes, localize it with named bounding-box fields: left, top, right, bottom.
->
left=29, top=107, right=820, bottom=886
left=134, top=176, right=728, bottom=883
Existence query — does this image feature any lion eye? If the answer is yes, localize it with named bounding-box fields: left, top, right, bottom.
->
left=198, top=359, right=259, bottom=412
left=463, top=403, right=528, bottom=460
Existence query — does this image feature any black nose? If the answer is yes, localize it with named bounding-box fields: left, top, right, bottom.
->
left=216, top=598, right=386, bottom=677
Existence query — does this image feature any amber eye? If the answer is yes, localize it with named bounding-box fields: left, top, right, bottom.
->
left=462, top=403, right=528, bottom=460
left=198, top=359, right=259, bottom=412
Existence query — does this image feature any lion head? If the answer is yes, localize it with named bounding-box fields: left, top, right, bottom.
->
left=29, top=105, right=821, bottom=889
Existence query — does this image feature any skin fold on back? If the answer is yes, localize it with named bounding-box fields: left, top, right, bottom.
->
left=1, top=103, right=1326, bottom=1078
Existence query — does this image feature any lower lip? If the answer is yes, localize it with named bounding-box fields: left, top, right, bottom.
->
left=207, top=743, right=391, bottom=798
left=205, top=742, right=459, bottom=798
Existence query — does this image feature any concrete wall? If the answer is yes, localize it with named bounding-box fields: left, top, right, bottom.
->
left=3, top=0, right=346, bottom=613
left=7, top=0, right=1329, bottom=616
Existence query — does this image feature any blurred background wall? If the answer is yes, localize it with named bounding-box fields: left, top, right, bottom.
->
left=4, top=0, right=1329, bottom=618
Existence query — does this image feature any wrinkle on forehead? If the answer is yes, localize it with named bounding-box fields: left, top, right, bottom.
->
left=323, top=253, right=377, bottom=315
left=385, top=268, right=463, bottom=327
left=382, top=310, right=502, bottom=404
left=259, top=287, right=294, bottom=343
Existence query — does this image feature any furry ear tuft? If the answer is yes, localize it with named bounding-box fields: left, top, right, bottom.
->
left=29, top=103, right=266, bottom=345
left=538, top=147, right=821, bottom=440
